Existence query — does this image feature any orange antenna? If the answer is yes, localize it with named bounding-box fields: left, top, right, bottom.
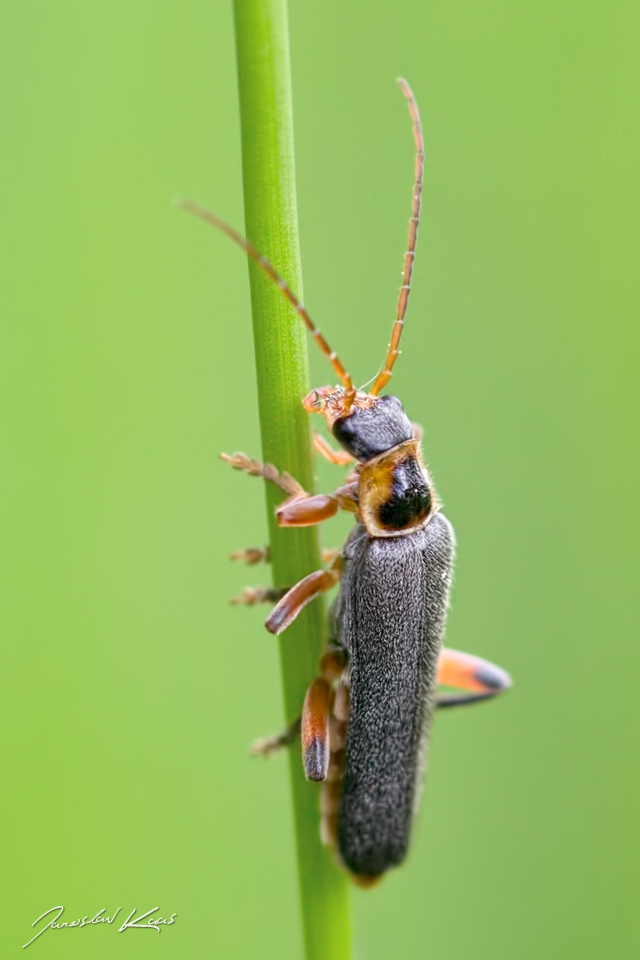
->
left=370, top=78, right=424, bottom=396
left=178, top=199, right=354, bottom=396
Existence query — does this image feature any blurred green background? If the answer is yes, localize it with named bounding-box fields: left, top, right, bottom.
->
left=1, top=1, right=639, bottom=957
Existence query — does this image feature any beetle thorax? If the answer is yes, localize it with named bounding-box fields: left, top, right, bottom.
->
left=356, top=440, right=436, bottom=538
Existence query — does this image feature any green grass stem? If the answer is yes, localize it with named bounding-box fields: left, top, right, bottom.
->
left=232, top=1, right=352, bottom=958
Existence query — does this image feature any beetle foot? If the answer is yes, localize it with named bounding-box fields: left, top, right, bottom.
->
left=250, top=717, right=301, bottom=757
left=230, top=586, right=288, bottom=606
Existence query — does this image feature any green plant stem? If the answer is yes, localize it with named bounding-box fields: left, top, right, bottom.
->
left=233, top=1, right=352, bottom=958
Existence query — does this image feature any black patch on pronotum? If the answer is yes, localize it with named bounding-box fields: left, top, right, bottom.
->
left=378, top=457, right=431, bottom=529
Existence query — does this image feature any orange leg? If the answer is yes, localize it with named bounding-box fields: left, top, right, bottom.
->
left=302, top=678, right=332, bottom=781
left=313, top=432, right=355, bottom=466
left=221, top=451, right=306, bottom=496
left=251, top=717, right=301, bottom=757
left=221, top=450, right=357, bottom=528
left=251, top=645, right=347, bottom=760
left=230, top=553, right=341, bottom=606
left=230, top=545, right=338, bottom=565
left=276, top=483, right=358, bottom=527
left=230, top=546, right=271, bottom=564
left=265, top=559, right=342, bottom=635
left=277, top=493, right=339, bottom=526
left=436, top=647, right=512, bottom=707
left=230, top=586, right=287, bottom=606
left=319, top=644, right=348, bottom=681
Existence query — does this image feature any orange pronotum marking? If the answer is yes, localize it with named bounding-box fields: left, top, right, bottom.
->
left=356, top=439, right=433, bottom=538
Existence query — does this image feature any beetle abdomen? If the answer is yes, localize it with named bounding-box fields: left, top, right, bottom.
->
left=333, top=513, right=455, bottom=879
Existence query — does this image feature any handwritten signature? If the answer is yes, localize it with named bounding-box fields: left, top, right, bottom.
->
left=23, top=906, right=177, bottom=948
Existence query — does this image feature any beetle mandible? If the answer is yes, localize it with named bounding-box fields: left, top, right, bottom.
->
left=181, top=79, right=511, bottom=887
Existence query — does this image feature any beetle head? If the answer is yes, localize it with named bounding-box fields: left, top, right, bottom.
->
left=304, top=389, right=413, bottom=462
left=302, top=386, right=370, bottom=422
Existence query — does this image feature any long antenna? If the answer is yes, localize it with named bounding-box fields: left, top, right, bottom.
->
left=178, top=199, right=354, bottom=394
left=370, top=78, right=424, bottom=396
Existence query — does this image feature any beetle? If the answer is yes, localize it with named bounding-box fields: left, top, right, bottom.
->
left=181, top=79, right=511, bottom=886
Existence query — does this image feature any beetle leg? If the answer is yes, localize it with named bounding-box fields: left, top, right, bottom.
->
left=276, top=483, right=358, bottom=527
left=277, top=493, right=339, bottom=526
left=265, top=558, right=343, bottom=635
left=230, top=586, right=288, bottom=606
left=321, top=652, right=349, bottom=842
left=251, top=716, right=301, bottom=757
left=230, top=546, right=271, bottom=564
left=319, top=643, right=347, bottom=680
left=231, top=552, right=340, bottom=605
left=222, top=451, right=358, bottom=527
left=301, top=678, right=332, bottom=781
left=322, top=548, right=341, bottom=565
left=316, top=648, right=350, bottom=842
left=436, top=647, right=512, bottom=707
left=251, top=645, right=347, bottom=767
left=221, top=452, right=307, bottom=498
left=313, top=432, right=355, bottom=466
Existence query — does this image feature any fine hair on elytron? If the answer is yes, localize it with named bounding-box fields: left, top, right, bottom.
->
left=179, top=76, right=424, bottom=404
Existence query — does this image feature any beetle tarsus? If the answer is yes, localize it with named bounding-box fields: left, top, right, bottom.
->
left=230, top=586, right=288, bottom=606
left=230, top=546, right=271, bottom=565
left=251, top=716, right=301, bottom=757
left=221, top=451, right=306, bottom=498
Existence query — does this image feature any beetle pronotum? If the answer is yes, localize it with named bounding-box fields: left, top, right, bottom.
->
left=181, top=78, right=511, bottom=887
